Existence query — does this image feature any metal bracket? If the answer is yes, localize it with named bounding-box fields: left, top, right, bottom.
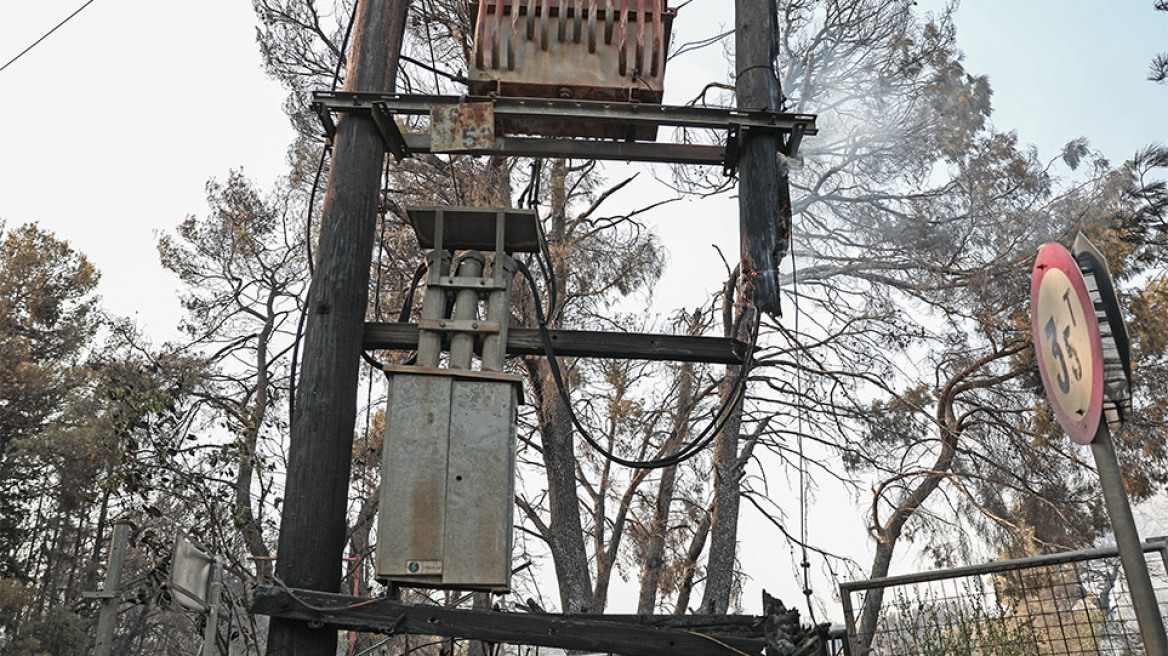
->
left=724, top=125, right=742, bottom=176
left=419, top=319, right=503, bottom=334
left=436, top=275, right=509, bottom=291
left=372, top=102, right=410, bottom=161
left=784, top=123, right=807, bottom=159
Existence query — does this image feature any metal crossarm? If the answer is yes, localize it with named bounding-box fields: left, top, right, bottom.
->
left=310, top=91, right=817, bottom=169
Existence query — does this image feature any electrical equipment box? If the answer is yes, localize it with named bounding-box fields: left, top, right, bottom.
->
left=468, top=0, right=674, bottom=139
left=376, top=207, right=535, bottom=592
left=375, top=367, right=523, bottom=592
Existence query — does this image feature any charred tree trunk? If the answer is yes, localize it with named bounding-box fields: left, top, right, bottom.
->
left=673, top=499, right=714, bottom=615
left=637, top=313, right=701, bottom=615
left=699, top=281, right=753, bottom=615
left=521, top=159, right=594, bottom=613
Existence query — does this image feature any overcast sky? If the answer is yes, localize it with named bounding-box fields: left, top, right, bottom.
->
left=1, top=0, right=1165, bottom=619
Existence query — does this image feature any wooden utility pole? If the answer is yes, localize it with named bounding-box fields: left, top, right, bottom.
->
left=264, top=1, right=409, bottom=654
left=735, top=0, right=789, bottom=316
left=699, top=0, right=787, bottom=615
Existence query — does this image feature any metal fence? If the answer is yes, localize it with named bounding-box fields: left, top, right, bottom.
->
left=838, top=538, right=1168, bottom=655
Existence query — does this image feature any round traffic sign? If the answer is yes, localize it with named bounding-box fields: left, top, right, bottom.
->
left=1031, top=243, right=1104, bottom=444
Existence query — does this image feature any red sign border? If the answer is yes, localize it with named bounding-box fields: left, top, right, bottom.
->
left=1031, top=243, right=1105, bottom=445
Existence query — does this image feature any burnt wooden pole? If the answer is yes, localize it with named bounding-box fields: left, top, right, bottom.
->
left=735, top=0, right=788, bottom=315
left=264, top=1, right=409, bottom=654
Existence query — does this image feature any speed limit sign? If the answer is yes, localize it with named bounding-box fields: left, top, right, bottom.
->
left=1031, top=243, right=1104, bottom=444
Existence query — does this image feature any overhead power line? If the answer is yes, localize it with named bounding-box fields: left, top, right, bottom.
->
left=0, top=0, right=98, bottom=75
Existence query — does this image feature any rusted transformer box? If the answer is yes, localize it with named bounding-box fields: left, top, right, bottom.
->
left=468, top=0, right=674, bottom=139
left=376, top=367, right=523, bottom=592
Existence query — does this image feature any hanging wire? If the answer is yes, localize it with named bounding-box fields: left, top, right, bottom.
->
left=331, top=1, right=360, bottom=92
left=516, top=260, right=759, bottom=470
left=791, top=210, right=816, bottom=623
left=289, top=144, right=331, bottom=422
left=0, top=0, right=98, bottom=74
left=522, top=160, right=561, bottom=320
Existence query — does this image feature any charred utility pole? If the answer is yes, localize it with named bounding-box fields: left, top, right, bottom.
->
left=735, top=0, right=790, bottom=316
left=264, top=1, right=409, bottom=655
left=701, top=0, right=789, bottom=615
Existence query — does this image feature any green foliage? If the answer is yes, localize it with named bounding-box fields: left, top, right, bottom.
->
left=20, top=609, right=88, bottom=656
left=0, top=222, right=100, bottom=457
left=0, top=578, right=32, bottom=632
left=0, top=222, right=102, bottom=581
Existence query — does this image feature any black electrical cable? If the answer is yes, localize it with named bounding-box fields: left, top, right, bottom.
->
left=288, top=304, right=309, bottom=422
left=330, top=2, right=360, bottom=92
left=0, top=0, right=97, bottom=74
left=516, top=260, right=759, bottom=470
left=290, top=0, right=369, bottom=427
left=518, top=160, right=560, bottom=319
left=362, top=261, right=427, bottom=370
left=397, top=263, right=429, bottom=323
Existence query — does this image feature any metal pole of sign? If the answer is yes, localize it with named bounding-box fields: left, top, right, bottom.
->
left=92, top=521, right=130, bottom=656
left=1090, top=422, right=1168, bottom=655
left=202, top=556, right=223, bottom=656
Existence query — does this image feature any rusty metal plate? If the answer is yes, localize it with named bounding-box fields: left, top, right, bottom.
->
left=443, top=378, right=518, bottom=590
left=431, top=103, right=496, bottom=153
left=376, top=372, right=453, bottom=587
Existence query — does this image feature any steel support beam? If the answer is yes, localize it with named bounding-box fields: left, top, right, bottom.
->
left=363, top=322, right=752, bottom=365
left=312, top=91, right=818, bottom=135
left=403, top=133, right=726, bottom=165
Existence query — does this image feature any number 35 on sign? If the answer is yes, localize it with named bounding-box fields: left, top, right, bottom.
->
left=1031, top=243, right=1105, bottom=445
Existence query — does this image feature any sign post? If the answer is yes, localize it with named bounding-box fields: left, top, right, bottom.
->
left=1031, top=241, right=1167, bottom=654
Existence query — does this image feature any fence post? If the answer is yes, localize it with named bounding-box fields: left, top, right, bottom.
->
left=838, top=584, right=858, bottom=656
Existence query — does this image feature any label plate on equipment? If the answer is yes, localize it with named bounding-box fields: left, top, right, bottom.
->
left=405, top=560, right=444, bottom=575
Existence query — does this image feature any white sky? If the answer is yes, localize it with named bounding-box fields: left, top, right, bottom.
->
left=1, top=0, right=1165, bottom=622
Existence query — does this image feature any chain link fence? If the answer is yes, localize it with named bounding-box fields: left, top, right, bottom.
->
left=838, top=538, right=1168, bottom=655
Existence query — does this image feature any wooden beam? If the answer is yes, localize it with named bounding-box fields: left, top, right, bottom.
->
left=363, top=323, right=751, bottom=365
left=252, top=586, right=765, bottom=656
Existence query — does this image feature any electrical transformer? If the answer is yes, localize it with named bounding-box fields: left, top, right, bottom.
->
left=376, top=208, right=537, bottom=593
left=468, top=0, right=673, bottom=139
